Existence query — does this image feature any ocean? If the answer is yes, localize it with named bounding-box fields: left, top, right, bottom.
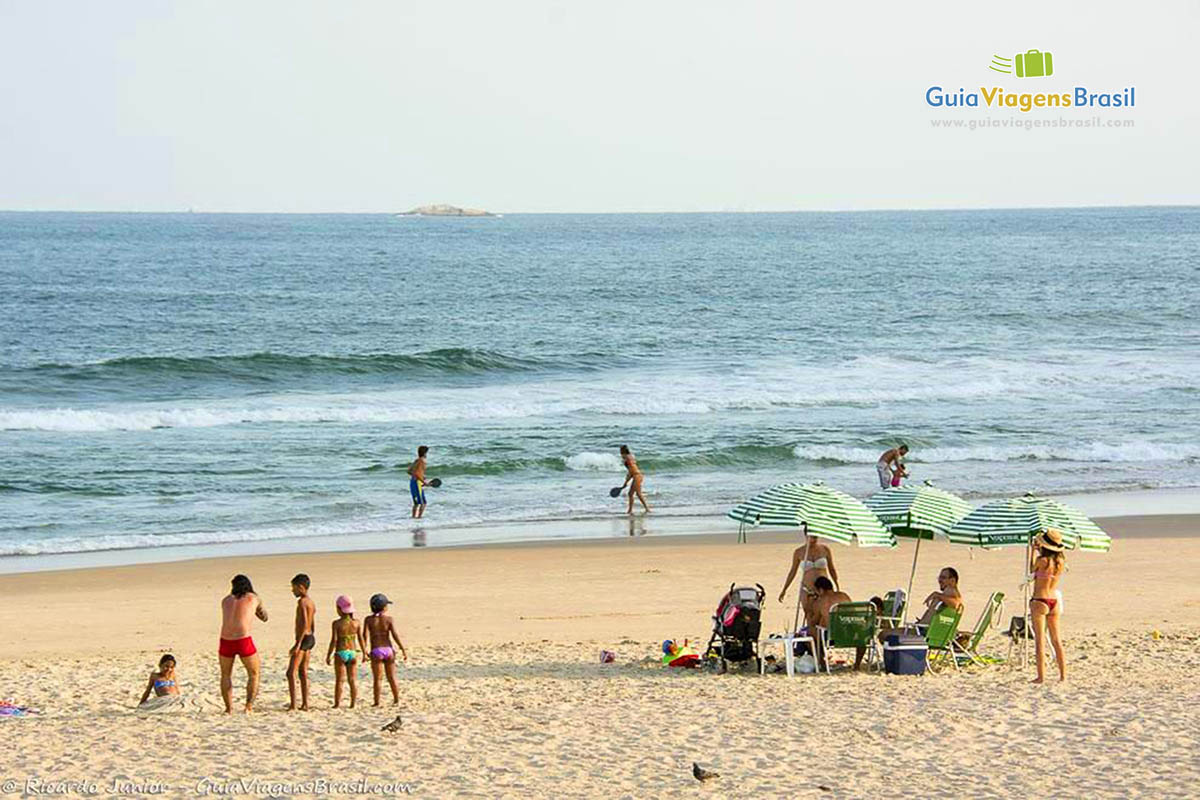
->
left=2, top=208, right=1198, bottom=561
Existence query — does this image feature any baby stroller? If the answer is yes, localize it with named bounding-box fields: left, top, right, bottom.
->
left=704, top=583, right=765, bottom=672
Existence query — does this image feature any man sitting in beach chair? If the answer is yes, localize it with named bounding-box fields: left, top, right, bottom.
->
left=878, top=567, right=964, bottom=641
left=811, top=577, right=874, bottom=671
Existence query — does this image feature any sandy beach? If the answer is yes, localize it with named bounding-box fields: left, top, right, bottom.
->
left=0, top=513, right=1197, bottom=798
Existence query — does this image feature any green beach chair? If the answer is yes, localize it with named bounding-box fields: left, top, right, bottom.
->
left=952, top=591, right=1005, bottom=666
left=819, top=601, right=879, bottom=673
left=923, top=605, right=963, bottom=672
left=880, top=590, right=906, bottom=629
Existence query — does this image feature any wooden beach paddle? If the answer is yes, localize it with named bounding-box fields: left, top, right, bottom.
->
left=427, top=478, right=442, bottom=488
left=609, top=486, right=622, bottom=498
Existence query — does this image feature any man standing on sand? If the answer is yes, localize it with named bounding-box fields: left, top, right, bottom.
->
left=408, top=445, right=430, bottom=519
left=286, top=573, right=316, bottom=711
left=219, top=573, right=268, bottom=714
left=876, top=444, right=908, bottom=489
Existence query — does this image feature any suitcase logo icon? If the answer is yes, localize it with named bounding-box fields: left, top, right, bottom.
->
left=989, top=50, right=1054, bottom=78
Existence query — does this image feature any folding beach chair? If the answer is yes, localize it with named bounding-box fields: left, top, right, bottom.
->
left=923, top=605, right=963, bottom=672
left=818, top=602, right=879, bottom=673
left=880, top=589, right=906, bottom=629
left=952, top=591, right=1004, bottom=666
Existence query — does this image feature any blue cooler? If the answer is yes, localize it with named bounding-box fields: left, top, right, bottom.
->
left=883, top=634, right=928, bottom=675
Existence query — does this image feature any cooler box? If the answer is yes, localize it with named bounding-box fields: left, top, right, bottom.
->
left=883, top=634, right=928, bottom=675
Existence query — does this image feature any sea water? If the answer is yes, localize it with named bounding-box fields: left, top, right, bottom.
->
left=1, top=208, right=1198, bottom=560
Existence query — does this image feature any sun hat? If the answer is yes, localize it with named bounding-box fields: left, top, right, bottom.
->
left=1036, top=528, right=1066, bottom=552
left=336, top=594, right=356, bottom=614
left=369, top=593, right=390, bottom=614
left=661, top=639, right=675, bottom=655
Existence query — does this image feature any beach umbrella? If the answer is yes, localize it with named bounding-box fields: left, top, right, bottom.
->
left=946, top=492, right=1111, bottom=665
left=729, top=481, right=895, bottom=633
left=728, top=482, right=896, bottom=547
left=864, top=481, right=973, bottom=621
left=946, top=493, right=1112, bottom=552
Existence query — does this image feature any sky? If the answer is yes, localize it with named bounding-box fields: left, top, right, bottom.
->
left=1, top=1, right=1197, bottom=213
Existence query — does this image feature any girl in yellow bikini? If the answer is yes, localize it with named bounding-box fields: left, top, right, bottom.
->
left=1030, top=529, right=1067, bottom=683
left=619, top=445, right=650, bottom=514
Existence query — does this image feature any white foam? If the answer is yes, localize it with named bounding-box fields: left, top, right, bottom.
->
left=3, top=348, right=1197, bottom=432
left=0, top=518, right=396, bottom=557
left=563, top=451, right=624, bottom=471
left=791, top=441, right=1199, bottom=464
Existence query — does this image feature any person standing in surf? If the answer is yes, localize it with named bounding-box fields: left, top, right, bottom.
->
left=407, top=445, right=430, bottom=519
left=876, top=444, right=908, bottom=489
left=619, top=445, right=650, bottom=514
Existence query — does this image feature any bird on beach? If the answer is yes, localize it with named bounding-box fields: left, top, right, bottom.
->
left=381, top=715, right=403, bottom=732
left=692, top=762, right=719, bottom=782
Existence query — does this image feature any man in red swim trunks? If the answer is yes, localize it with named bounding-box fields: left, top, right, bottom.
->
left=219, top=574, right=268, bottom=713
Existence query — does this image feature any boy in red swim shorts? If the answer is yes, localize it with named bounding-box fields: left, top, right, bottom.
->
left=219, top=574, right=268, bottom=713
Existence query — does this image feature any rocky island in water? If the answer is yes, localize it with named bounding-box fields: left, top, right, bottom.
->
left=397, top=204, right=497, bottom=217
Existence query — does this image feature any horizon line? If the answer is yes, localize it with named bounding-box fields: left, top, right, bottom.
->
left=1, top=202, right=1197, bottom=216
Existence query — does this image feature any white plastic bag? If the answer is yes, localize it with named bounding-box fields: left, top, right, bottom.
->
left=797, top=653, right=816, bottom=674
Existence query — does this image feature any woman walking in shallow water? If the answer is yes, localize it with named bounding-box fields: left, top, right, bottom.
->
left=1030, top=529, right=1068, bottom=683
left=619, top=445, right=650, bottom=514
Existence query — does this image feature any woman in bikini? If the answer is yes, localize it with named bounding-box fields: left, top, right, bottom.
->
left=778, top=534, right=840, bottom=629
left=138, top=653, right=180, bottom=706
left=326, top=595, right=366, bottom=708
left=619, top=445, right=650, bottom=514
left=1030, top=529, right=1068, bottom=684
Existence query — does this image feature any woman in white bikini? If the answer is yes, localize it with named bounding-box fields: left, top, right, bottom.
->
left=778, top=534, right=840, bottom=628
left=1029, top=528, right=1067, bottom=684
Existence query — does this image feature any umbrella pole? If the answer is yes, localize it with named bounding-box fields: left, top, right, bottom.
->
left=903, top=511, right=920, bottom=625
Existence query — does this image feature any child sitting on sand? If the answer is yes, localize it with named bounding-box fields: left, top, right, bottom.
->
left=326, top=595, right=366, bottom=709
left=364, top=593, right=409, bottom=707
left=138, top=654, right=180, bottom=705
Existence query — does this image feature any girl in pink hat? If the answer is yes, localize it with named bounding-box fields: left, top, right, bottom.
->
left=326, top=595, right=366, bottom=708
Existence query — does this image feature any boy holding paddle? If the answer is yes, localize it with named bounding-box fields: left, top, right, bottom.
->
left=408, top=445, right=430, bottom=519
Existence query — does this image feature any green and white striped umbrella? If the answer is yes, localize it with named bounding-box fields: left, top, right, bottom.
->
left=864, top=482, right=973, bottom=622
left=863, top=482, right=973, bottom=540
left=728, top=482, right=896, bottom=547
left=947, top=493, right=1112, bottom=552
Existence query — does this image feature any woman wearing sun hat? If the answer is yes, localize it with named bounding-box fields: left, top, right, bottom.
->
left=1030, top=529, right=1068, bottom=683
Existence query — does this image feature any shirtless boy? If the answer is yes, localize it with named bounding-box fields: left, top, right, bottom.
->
left=286, top=573, right=317, bottom=711
left=218, top=574, right=268, bottom=714
left=408, top=445, right=430, bottom=519
left=364, top=593, right=409, bottom=706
